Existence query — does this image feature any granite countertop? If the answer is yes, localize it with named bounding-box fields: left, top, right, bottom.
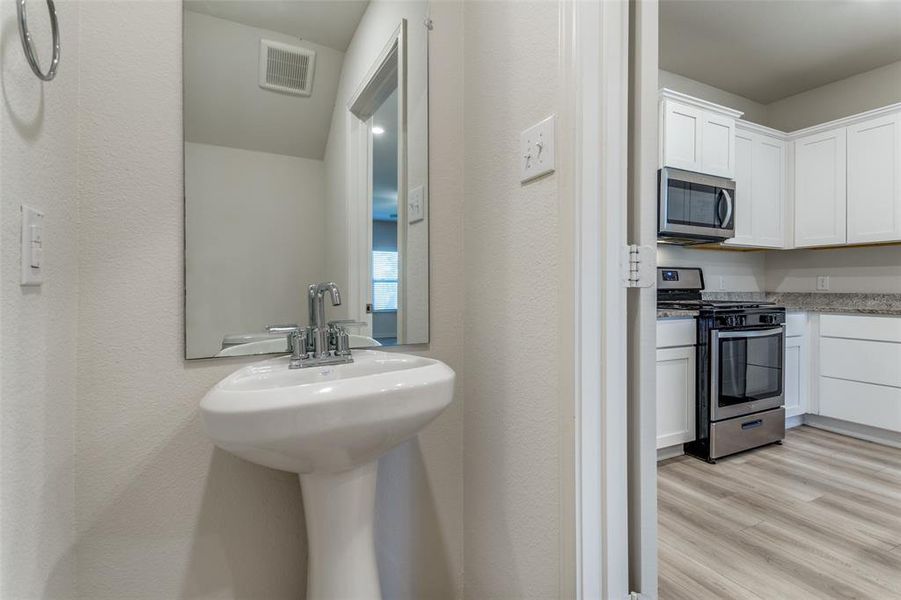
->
left=657, top=308, right=700, bottom=319
left=656, top=292, right=901, bottom=318
left=764, top=292, right=901, bottom=316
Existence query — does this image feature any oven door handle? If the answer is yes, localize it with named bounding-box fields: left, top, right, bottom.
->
left=716, top=326, right=783, bottom=340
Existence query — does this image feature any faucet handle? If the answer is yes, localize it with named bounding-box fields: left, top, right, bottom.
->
left=334, top=328, right=352, bottom=356
left=288, top=329, right=311, bottom=369
left=267, top=324, right=299, bottom=334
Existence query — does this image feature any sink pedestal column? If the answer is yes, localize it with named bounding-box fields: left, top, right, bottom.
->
left=299, top=461, right=381, bottom=600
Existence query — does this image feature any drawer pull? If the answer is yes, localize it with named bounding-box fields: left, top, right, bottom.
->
left=741, top=419, right=764, bottom=430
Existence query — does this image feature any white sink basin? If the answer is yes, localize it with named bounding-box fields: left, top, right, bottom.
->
left=214, top=333, right=381, bottom=357
left=200, top=349, right=455, bottom=600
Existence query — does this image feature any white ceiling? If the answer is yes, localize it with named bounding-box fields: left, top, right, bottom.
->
left=660, top=0, right=901, bottom=104
left=184, top=8, right=345, bottom=159
left=185, top=0, right=369, bottom=52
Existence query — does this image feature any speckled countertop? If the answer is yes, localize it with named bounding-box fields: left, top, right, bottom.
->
left=764, top=292, right=901, bottom=316
left=657, top=292, right=901, bottom=318
left=656, top=308, right=699, bottom=319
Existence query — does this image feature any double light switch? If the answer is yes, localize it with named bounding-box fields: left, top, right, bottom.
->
left=21, top=205, right=44, bottom=286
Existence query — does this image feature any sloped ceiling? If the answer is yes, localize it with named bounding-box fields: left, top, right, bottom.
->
left=184, top=2, right=368, bottom=159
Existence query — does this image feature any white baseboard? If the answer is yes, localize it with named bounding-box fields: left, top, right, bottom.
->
left=785, top=414, right=805, bottom=430
left=656, top=444, right=685, bottom=462
left=802, top=414, right=901, bottom=449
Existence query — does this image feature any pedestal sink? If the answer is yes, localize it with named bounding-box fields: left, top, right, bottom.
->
left=200, top=350, right=455, bottom=600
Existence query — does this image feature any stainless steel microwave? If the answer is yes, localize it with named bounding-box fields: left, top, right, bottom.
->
left=658, top=167, right=735, bottom=243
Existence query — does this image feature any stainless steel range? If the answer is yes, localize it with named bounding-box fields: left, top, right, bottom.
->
left=658, top=267, right=786, bottom=462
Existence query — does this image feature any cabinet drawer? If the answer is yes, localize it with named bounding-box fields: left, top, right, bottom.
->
left=820, top=377, right=901, bottom=432
left=820, top=337, right=901, bottom=388
left=785, top=312, right=806, bottom=337
left=821, top=314, right=901, bottom=343
left=657, top=319, right=696, bottom=348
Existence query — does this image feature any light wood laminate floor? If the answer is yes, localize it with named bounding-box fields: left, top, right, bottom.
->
left=658, top=426, right=901, bottom=600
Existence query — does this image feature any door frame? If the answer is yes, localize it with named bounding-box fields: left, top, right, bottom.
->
left=347, top=21, right=408, bottom=339
left=627, top=0, right=659, bottom=597
left=566, top=0, right=633, bottom=597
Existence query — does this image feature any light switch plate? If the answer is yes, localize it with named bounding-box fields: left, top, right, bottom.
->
left=816, top=275, right=830, bottom=291
left=21, top=205, right=44, bottom=286
left=408, top=185, right=424, bottom=224
left=520, top=114, right=556, bottom=183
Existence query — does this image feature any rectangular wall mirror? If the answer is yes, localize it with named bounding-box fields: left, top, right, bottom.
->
left=183, top=1, right=430, bottom=359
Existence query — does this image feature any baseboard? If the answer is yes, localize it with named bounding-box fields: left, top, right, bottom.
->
left=785, top=414, right=805, bottom=430
left=802, top=414, right=901, bottom=449
left=657, top=444, right=684, bottom=462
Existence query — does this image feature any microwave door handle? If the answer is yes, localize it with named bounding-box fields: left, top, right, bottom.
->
left=719, top=189, right=733, bottom=228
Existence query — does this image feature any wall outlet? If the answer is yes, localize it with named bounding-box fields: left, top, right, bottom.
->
left=520, top=114, right=556, bottom=183
left=816, top=275, right=830, bottom=291
left=718, top=276, right=726, bottom=291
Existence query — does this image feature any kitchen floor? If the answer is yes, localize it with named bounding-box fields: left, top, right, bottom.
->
left=658, top=426, right=901, bottom=600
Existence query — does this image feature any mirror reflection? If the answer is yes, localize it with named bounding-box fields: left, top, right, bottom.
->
left=183, top=0, right=429, bottom=359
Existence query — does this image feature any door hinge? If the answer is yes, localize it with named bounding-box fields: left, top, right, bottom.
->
left=622, top=244, right=654, bottom=288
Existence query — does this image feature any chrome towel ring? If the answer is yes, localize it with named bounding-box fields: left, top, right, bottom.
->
left=16, top=0, right=60, bottom=82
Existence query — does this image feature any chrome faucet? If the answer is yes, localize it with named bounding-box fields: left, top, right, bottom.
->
left=287, top=282, right=354, bottom=369
left=309, top=282, right=341, bottom=358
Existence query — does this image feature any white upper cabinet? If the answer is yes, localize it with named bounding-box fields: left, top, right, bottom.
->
left=700, top=112, right=737, bottom=178
left=659, top=90, right=741, bottom=178
left=847, top=111, right=901, bottom=244
left=728, top=130, right=754, bottom=245
left=659, top=91, right=901, bottom=250
left=725, top=124, right=786, bottom=248
left=661, top=100, right=702, bottom=171
left=793, top=127, right=847, bottom=248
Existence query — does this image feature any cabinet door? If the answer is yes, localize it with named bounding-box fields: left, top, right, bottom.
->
left=701, top=112, right=736, bottom=178
left=725, top=130, right=755, bottom=246
left=847, top=112, right=901, bottom=244
left=784, top=336, right=808, bottom=419
left=794, top=128, right=847, bottom=247
left=662, top=100, right=702, bottom=172
left=751, top=136, right=786, bottom=247
left=656, top=346, right=696, bottom=449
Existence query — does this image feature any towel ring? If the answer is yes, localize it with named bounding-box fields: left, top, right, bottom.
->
left=16, top=0, right=60, bottom=82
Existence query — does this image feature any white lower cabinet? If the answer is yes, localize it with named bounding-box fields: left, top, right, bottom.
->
left=656, top=345, right=696, bottom=449
left=783, top=335, right=808, bottom=418
left=818, top=314, right=901, bottom=433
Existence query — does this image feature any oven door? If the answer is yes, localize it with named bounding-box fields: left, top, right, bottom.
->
left=658, top=167, right=735, bottom=241
left=710, top=326, right=785, bottom=421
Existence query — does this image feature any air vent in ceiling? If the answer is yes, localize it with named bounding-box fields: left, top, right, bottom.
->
left=259, top=39, right=315, bottom=97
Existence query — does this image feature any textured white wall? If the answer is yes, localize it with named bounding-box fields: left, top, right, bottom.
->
left=184, top=142, right=325, bottom=358
left=657, top=246, right=767, bottom=292
left=764, top=246, right=901, bottom=294
left=75, top=1, right=463, bottom=599
left=766, top=60, right=901, bottom=132
left=461, top=2, right=564, bottom=596
left=0, top=0, right=79, bottom=597
left=659, top=69, right=769, bottom=125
